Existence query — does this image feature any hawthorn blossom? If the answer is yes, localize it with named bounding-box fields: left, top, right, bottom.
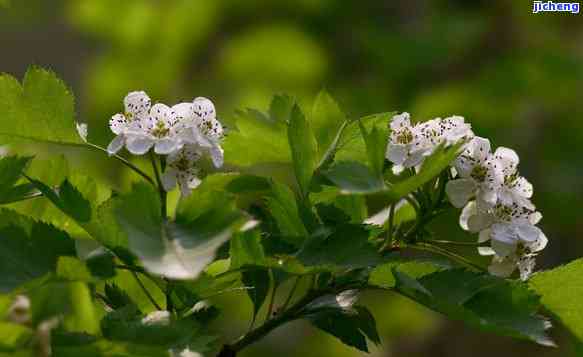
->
left=494, top=147, right=535, bottom=210
left=161, top=145, right=204, bottom=197
left=108, top=91, right=151, bottom=155
left=76, top=122, right=88, bottom=142
left=386, top=113, right=426, bottom=174
left=446, top=137, right=503, bottom=209
left=387, top=113, right=473, bottom=175
left=125, top=103, right=183, bottom=155
left=192, top=97, right=225, bottom=168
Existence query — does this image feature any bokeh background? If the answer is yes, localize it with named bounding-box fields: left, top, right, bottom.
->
left=1, top=0, right=582, bottom=356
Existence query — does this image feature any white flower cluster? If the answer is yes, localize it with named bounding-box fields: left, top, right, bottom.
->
left=385, top=112, right=473, bottom=174
left=107, top=91, right=224, bottom=197
left=386, top=113, right=547, bottom=280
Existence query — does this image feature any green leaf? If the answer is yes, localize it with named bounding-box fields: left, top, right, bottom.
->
left=529, top=258, right=583, bottom=343
left=242, top=268, right=270, bottom=322
left=311, top=90, right=346, bottom=162
left=230, top=230, right=266, bottom=269
left=269, top=94, right=295, bottom=122
left=116, top=183, right=247, bottom=280
left=324, top=161, right=385, bottom=194
left=334, top=113, right=392, bottom=163
left=101, top=305, right=204, bottom=347
left=0, top=322, right=32, bottom=351
left=359, top=121, right=388, bottom=178
left=384, top=143, right=464, bottom=202
left=224, top=108, right=291, bottom=168
left=368, top=260, right=446, bottom=289
left=0, top=219, right=75, bottom=292
left=25, top=177, right=92, bottom=223
left=0, top=67, right=81, bottom=147
left=309, top=306, right=379, bottom=353
left=0, top=156, right=32, bottom=199
left=394, top=269, right=553, bottom=346
left=29, top=281, right=99, bottom=334
left=104, top=283, right=134, bottom=310
left=57, top=256, right=93, bottom=282
left=266, top=180, right=308, bottom=246
left=298, top=224, right=383, bottom=271
left=85, top=248, right=116, bottom=279
left=288, top=104, right=318, bottom=197
left=0, top=183, right=38, bottom=205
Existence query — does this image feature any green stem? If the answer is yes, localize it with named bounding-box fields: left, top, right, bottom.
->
left=379, top=204, right=396, bottom=252
left=85, top=142, right=156, bottom=186
left=281, top=276, right=301, bottom=311
left=149, top=151, right=167, bottom=219
left=265, top=270, right=278, bottom=322
left=425, top=239, right=482, bottom=247
left=410, top=242, right=486, bottom=272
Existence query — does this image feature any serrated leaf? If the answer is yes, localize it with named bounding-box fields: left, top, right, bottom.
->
left=25, top=177, right=92, bottom=223
left=394, top=269, right=553, bottom=346
left=529, top=258, right=583, bottom=343
left=0, top=218, right=75, bottom=292
left=104, top=283, right=134, bottom=310
left=334, top=113, right=392, bottom=163
left=311, top=90, right=346, bottom=163
left=309, top=306, right=379, bottom=353
left=269, top=94, right=295, bottom=122
left=359, top=121, right=388, bottom=178
left=242, top=268, right=270, bottom=322
left=324, top=161, right=385, bottom=194
left=368, top=259, right=446, bottom=289
left=297, top=224, right=383, bottom=271
left=0, top=67, right=81, bottom=147
left=224, top=108, right=291, bottom=167
left=266, top=180, right=308, bottom=246
left=288, top=104, right=318, bottom=197
left=230, top=230, right=266, bottom=269
left=0, top=156, right=32, bottom=200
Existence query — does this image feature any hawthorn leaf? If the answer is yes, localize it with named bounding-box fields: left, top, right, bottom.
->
left=242, top=268, right=270, bottom=322
left=266, top=180, right=308, bottom=246
left=529, top=258, right=583, bottom=343
left=0, top=220, right=75, bottom=292
left=288, top=104, right=318, bottom=197
left=230, top=230, right=266, bottom=269
left=394, top=269, right=553, bottom=346
left=311, top=90, right=346, bottom=163
left=0, top=67, right=82, bottom=147
left=324, top=161, right=385, bottom=194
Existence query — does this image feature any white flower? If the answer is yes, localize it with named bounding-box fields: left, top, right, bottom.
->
left=446, top=137, right=503, bottom=208
left=387, top=114, right=473, bottom=175
left=107, top=91, right=151, bottom=155
left=161, top=145, right=203, bottom=197
left=125, top=103, right=184, bottom=155
left=494, top=147, right=535, bottom=210
left=386, top=113, right=426, bottom=174
left=192, top=97, right=225, bottom=168
left=76, top=122, right=88, bottom=142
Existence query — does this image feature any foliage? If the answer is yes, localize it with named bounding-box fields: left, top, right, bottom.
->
left=0, top=68, right=578, bottom=357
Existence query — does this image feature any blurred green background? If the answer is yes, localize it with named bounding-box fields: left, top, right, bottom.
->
left=1, top=0, right=582, bottom=356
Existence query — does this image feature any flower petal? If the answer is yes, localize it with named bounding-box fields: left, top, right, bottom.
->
left=109, top=114, right=128, bottom=135
left=390, top=112, right=410, bottom=131
left=209, top=144, right=224, bottom=168
left=126, top=135, right=154, bottom=155
left=488, top=256, right=516, bottom=277
left=470, top=136, right=491, bottom=162
left=491, top=238, right=517, bottom=258
left=193, top=97, right=216, bottom=124
left=459, top=201, right=477, bottom=231
left=446, top=178, right=476, bottom=208
left=494, top=147, right=519, bottom=175
left=107, top=135, right=125, bottom=155
left=155, top=138, right=181, bottom=155
left=386, top=144, right=407, bottom=165
left=124, top=91, right=151, bottom=119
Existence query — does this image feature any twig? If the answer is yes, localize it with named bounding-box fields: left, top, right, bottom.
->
left=130, top=271, right=162, bottom=310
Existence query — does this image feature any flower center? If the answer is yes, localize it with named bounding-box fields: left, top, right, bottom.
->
left=150, top=121, right=170, bottom=138
left=470, top=165, right=488, bottom=182
left=174, top=156, right=191, bottom=172
left=504, top=172, right=519, bottom=186
left=395, top=128, right=413, bottom=144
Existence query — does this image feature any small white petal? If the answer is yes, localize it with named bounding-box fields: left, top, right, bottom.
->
left=107, top=135, right=125, bottom=155
left=516, top=222, right=542, bottom=243
left=209, top=145, right=224, bottom=168
left=488, top=256, right=516, bottom=277
left=459, top=201, right=477, bottom=231
left=467, top=212, right=494, bottom=233
left=109, top=114, right=128, bottom=135
left=386, top=144, right=407, bottom=165
left=478, top=228, right=491, bottom=243
left=390, top=112, right=410, bottom=131
left=155, top=138, right=182, bottom=155
left=446, top=179, right=476, bottom=208
left=470, top=136, right=491, bottom=162
left=124, top=91, right=151, bottom=118
left=126, top=135, right=154, bottom=155
left=193, top=97, right=216, bottom=123
left=478, top=246, right=496, bottom=256
left=529, top=211, right=543, bottom=225
left=491, top=239, right=517, bottom=258
left=494, top=147, right=519, bottom=175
